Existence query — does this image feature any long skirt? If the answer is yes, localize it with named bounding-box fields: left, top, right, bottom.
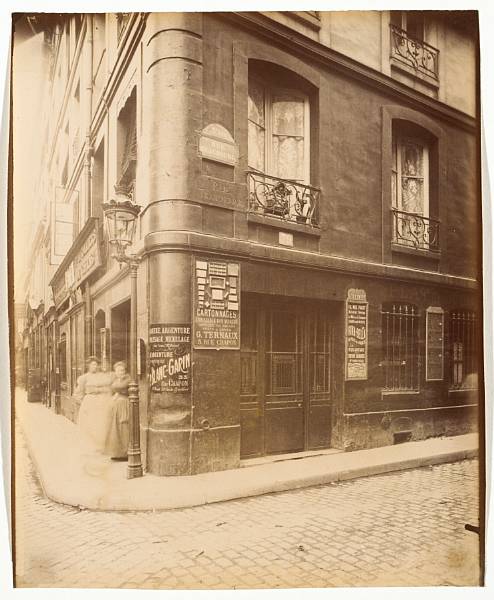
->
left=78, top=393, right=114, bottom=453
left=103, top=393, right=129, bottom=458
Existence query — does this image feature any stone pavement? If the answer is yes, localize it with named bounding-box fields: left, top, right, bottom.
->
left=14, top=421, right=481, bottom=589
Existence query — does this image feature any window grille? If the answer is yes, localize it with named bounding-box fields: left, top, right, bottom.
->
left=381, top=303, right=419, bottom=390
left=450, top=310, right=477, bottom=389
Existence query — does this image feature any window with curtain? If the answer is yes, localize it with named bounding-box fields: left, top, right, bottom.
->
left=391, top=134, right=436, bottom=250
left=392, top=136, right=429, bottom=216
left=248, top=78, right=310, bottom=183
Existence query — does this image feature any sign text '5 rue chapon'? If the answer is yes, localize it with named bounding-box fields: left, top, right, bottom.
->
left=193, top=258, right=240, bottom=349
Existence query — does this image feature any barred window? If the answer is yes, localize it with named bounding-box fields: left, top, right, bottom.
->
left=450, top=310, right=477, bottom=390
left=382, top=302, right=419, bottom=390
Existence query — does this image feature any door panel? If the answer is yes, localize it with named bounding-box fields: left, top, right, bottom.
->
left=265, top=310, right=304, bottom=455
left=307, top=312, right=333, bottom=449
left=240, top=298, right=335, bottom=458
left=240, top=308, right=264, bottom=457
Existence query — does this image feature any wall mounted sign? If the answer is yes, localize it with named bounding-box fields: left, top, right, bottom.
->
left=426, top=307, right=444, bottom=381
left=148, top=324, right=191, bottom=393
left=345, top=288, right=368, bottom=380
left=198, top=123, right=239, bottom=166
left=50, top=217, right=102, bottom=308
left=73, top=230, right=100, bottom=288
left=193, top=258, right=240, bottom=349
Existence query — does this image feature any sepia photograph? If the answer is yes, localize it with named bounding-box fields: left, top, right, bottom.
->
left=5, top=2, right=490, bottom=592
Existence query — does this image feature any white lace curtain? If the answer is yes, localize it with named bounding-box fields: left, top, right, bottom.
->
left=248, top=79, right=307, bottom=182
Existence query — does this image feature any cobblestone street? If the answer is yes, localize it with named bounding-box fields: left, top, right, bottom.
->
left=14, top=421, right=481, bottom=589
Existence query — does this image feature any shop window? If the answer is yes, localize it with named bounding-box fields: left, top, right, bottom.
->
left=116, top=87, right=137, bottom=195
left=94, top=310, right=109, bottom=371
left=391, top=125, right=439, bottom=252
left=70, top=310, right=84, bottom=392
left=381, top=302, right=419, bottom=391
left=449, top=310, right=477, bottom=390
left=58, top=333, right=67, bottom=384
left=247, top=68, right=319, bottom=226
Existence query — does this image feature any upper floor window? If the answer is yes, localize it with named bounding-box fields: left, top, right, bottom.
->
left=116, top=13, right=131, bottom=43
left=391, top=11, right=424, bottom=42
left=391, top=127, right=439, bottom=252
left=116, top=87, right=137, bottom=194
left=389, top=11, right=439, bottom=82
left=248, top=77, right=310, bottom=183
left=247, top=71, right=319, bottom=226
left=392, top=136, right=429, bottom=216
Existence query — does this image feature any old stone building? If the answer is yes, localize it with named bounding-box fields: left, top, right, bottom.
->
left=18, top=11, right=481, bottom=477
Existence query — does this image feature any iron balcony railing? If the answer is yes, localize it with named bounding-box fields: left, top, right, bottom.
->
left=392, top=208, right=440, bottom=252
left=247, top=170, right=320, bottom=227
left=390, top=24, right=439, bottom=80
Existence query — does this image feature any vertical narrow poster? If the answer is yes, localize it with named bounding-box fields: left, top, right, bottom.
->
left=148, top=324, right=191, bottom=392
left=345, top=288, right=369, bottom=380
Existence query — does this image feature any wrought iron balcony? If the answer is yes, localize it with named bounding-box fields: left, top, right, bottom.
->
left=392, top=208, right=440, bottom=252
left=247, top=171, right=320, bottom=227
left=390, top=25, right=439, bottom=80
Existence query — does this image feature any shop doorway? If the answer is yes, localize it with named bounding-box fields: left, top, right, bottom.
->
left=240, top=296, right=338, bottom=458
left=111, top=300, right=130, bottom=369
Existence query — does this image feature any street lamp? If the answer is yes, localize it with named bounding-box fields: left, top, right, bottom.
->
left=102, top=187, right=143, bottom=479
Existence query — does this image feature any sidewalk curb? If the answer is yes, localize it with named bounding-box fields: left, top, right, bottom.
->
left=16, top=396, right=479, bottom=512
left=15, top=392, right=478, bottom=512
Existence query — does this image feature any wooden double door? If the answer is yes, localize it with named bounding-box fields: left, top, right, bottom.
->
left=240, top=297, right=337, bottom=458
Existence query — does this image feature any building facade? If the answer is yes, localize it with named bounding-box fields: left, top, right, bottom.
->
left=17, top=11, right=481, bottom=476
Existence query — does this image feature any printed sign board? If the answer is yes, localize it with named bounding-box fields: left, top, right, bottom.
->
left=193, top=258, right=240, bottom=349
left=345, top=288, right=368, bottom=380
left=426, top=307, right=444, bottom=381
left=148, top=324, right=191, bottom=393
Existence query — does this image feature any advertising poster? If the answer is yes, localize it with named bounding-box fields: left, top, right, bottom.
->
left=345, top=288, right=368, bottom=380
left=193, top=258, right=240, bottom=349
left=148, top=323, right=191, bottom=393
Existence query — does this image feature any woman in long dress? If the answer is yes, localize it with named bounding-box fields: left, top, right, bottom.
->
left=76, top=356, right=114, bottom=453
left=105, top=361, right=131, bottom=461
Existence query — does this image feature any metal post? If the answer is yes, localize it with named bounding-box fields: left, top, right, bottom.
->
left=127, top=259, right=143, bottom=479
